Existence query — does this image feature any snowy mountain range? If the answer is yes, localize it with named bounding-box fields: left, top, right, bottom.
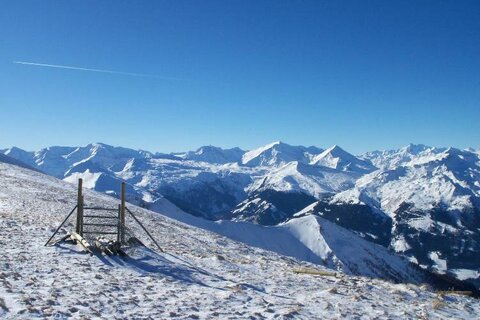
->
left=2, top=141, right=480, bottom=289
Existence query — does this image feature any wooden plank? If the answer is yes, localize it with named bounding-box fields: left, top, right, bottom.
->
left=71, top=231, right=93, bottom=254
left=83, top=231, right=118, bottom=235
left=84, top=207, right=118, bottom=211
left=83, top=215, right=118, bottom=219
left=83, top=223, right=118, bottom=227
left=94, top=239, right=114, bottom=256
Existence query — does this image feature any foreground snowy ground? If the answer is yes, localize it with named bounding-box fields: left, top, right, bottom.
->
left=0, top=163, right=478, bottom=319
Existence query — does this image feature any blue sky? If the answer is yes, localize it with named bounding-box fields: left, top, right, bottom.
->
left=1, top=1, right=479, bottom=154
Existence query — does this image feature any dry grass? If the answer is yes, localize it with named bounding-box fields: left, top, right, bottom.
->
left=432, top=299, right=447, bottom=310
left=437, top=290, right=472, bottom=297
left=327, top=287, right=338, bottom=294
left=292, top=268, right=337, bottom=277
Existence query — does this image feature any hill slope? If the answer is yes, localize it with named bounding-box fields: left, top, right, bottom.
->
left=1, top=161, right=478, bottom=318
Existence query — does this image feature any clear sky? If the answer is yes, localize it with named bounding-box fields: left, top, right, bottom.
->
left=1, top=1, right=479, bottom=154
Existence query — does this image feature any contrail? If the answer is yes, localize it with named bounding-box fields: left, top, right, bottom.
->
left=13, top=60, right=185, bottom=81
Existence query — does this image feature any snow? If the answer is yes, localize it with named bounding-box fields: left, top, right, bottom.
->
left=428, top=252, right=448, bottom=273
left=408, top=216, right=435, bottom=231
left=1, top=161, right=479, bottom=318
left=311, top=145, right=377, bottom=174
left=360, top=144, right=447, bottom=170
left=249, top=161, right=358, bottom=198
left=64, top=170, right=102, bottom=189
left=392, top=235, right=411, bottom=252
left=181, top=146, right=244, bottom=164
left=0, top=153, right=37, bottom=171
left=3, top=142, right=480, bottom=292
left=241, top=141, right=323, bottom=167
left=242, top=141, right=283, bottom=165
left=450, top=269, right=480, bottom=281
left=333, top=147, right=480, bottom=217
left=1, top=142, right=351, bottom=219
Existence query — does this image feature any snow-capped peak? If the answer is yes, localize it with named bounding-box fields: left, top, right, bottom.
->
left=241, top=141, right=283, bottom=165
left=249, top=160, right=359, bottom=198
left=361, top=143, right=447, bottom=170
left=311, top=145, right=376, bottom=174
left=400, top=143, right=431, bottom=155
left=242, top=141, right=323, bottom=167
left=181, top=145, right=244, bottom=164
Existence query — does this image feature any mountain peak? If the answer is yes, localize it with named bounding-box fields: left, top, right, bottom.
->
left=401, top=143, right=430, bottom=154
left=182, top=145, right=244, bottom=164
left=264, top=140, right=285, bottom=149
left=311, top=145, right=376, bottom=174
left=323, top=145, right=347, bottom=155
left=87, top=142, right=117, bottom=150
left=242, top=141, right=320, bottom=167
left=6, top=146, right=28, bottom=153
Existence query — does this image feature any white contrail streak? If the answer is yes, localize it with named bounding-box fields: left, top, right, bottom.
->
left=13, top=60, right=185, bottom=81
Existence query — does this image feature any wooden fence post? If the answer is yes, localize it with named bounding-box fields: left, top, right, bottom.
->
left=117, top=204, right=122, bottom=243
left=120, top=182, right=126, bottom=243
left=76, top=179, right=84, bottom=235
left=80, top=195, right=84, bottom=236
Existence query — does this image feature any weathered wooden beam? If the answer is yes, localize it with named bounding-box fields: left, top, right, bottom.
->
left=76, top=179, right=83, bottom=234
left=94, top=239, right=114, bottom=256
left=79, top=195, right=84, bottom=236
left=120, top=182, right=126, bottom=243
left=83, top=223, right=118, bottom=227
left=117, top=204, right=121, bottom=243
left=71, top=231, right=93, bottom=254
left=75, top=179, right=85, bottom=236
left=83, top=207, right=118, bottom=211
left=82, top=231, right=118, bottom=235
left=83, top=215, right=118, bottom=219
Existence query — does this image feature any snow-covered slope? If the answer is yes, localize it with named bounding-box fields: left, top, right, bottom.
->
left=313, top=147, right=480, bottom=287
left=242, top=141, right=323, bottom=167
left=3, top=143, right=146, bottom=178
left=360, top=144, right=447, bottom=170
left=335, top=147, right=480, bottom=215
left=3, top=161, right=479, bottom=318
left=177, top=145, right=244, bottom=164
left=250, top=161, right=358, bottom=198
left=0, top=153, right=39, bottom=171
left=230, top=160, right=359, bottom=225
left=311, top=145, right=377, bottom=174
left=3, top=146, right=36, bottom=167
